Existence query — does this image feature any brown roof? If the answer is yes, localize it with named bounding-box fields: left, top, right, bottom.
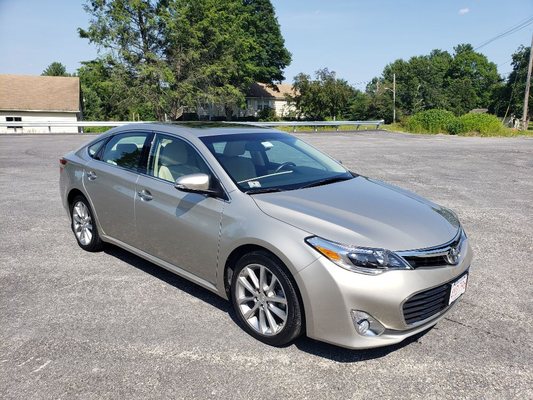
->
left=0, top=74, right=80, bottom=112
left=246, top=82, right=295, bottom=99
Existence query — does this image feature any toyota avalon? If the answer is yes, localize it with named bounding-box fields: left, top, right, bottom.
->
left=59, top=123, right=471, bottom=349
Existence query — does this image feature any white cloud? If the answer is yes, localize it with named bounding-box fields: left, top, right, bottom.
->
left=458, top=8, right=470, bottom=15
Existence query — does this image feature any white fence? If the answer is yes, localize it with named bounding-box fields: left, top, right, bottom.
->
left=0, top=120, right=385, bottom=134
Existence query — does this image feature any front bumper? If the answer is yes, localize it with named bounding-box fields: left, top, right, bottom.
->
left=295, top=241, right=472, bottom=349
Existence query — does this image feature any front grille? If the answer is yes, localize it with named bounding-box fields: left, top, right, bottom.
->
left=402, top=271, right=468, bottom=325
left=402, top=255, right=448, bottom=268
left=398, top=230, right=464, bottom=269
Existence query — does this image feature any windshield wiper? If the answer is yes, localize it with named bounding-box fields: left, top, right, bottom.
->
left=299, top=175, right=353, bottom=189
left=245, top=187, right=283, bottom=195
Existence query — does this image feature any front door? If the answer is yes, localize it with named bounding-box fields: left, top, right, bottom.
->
left=134, top=133, right=225, bottom=284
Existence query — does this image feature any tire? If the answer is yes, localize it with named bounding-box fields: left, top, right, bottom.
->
left=230, top=251, right=303, bottom=346
left=70, top=195, right=103, bottom=252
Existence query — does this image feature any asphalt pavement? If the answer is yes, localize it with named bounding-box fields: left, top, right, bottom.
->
left=0, top=131, right=532, bottom=399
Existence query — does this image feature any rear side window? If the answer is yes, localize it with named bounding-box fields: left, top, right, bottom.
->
left=88, top=140, right=105, bottom=159
left=100, top=133, right=148, bottom=171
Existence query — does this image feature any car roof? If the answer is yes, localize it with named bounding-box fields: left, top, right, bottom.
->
left=102, top=122, right=283, bottom=140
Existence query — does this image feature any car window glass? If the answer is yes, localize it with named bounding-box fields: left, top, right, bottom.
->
left=100, top=133, right=147, bottom=170
left=149, top=135, right=210, bottom=183
left=201, top=132, right=349, bottom=192
left=88, top=140, right=105, bottom=159
left=264, top=140, right=321, bottom=169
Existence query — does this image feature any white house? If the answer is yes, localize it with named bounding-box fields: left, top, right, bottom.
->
left=244, top=82, right=296, bottom=118
left=0, top=74, right=81, bottom=133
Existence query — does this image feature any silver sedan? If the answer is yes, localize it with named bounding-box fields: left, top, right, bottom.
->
left=59, top=123, right=472, bottom=349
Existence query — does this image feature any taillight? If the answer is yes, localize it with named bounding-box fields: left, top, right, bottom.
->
left=59, top=158, right=67, bottom=171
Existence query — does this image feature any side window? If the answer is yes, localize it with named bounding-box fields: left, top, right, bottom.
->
left=88, top=140, right=105, bottom=159
left=148, top=135, right=210, bottom=183
left=100, top=133, right=148, bottom=170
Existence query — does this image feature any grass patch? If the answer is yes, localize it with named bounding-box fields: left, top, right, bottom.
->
left=83, top=126, right=110, bottom=134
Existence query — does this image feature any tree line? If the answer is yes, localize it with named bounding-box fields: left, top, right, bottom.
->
left=41, top=1, right=531, bottom=124
left=286, top=44, right=531, bottom=123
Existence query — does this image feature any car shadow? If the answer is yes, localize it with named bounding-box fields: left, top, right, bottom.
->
left=103, top=243, right=433, bottom=362
left=103, top=243, right=229, bottom=313
left=292, top=326, right=434, bottom=362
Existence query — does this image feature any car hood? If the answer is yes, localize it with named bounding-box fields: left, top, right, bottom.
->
left=252, top=176, right=460, bottom=251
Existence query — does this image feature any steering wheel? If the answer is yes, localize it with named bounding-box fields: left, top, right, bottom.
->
left=274, top=162, right=296, bottom=173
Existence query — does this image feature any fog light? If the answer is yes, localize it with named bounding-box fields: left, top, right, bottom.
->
left=357, top=319, right=370, bottom=335
left=351, top=310, right=385, bottom=337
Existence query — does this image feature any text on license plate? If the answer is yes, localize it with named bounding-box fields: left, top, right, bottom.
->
left=449, top=273, right=468, bottom=305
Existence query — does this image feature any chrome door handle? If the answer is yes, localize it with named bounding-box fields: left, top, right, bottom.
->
left=87, top=171, right=97, bottom=181
left=138, top=189, right=153, bottom=201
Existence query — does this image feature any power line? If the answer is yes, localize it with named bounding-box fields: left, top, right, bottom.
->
left=474, top=16, right=533, bottom=51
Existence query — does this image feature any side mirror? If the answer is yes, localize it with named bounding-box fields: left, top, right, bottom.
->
left=174, top=173, right=222, bottom=197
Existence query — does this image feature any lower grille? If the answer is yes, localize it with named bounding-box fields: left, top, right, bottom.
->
left=402, top=272, right=467, bottom=325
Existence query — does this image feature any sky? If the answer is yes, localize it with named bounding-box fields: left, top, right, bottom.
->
left=0, top=0, right=532, bottom=89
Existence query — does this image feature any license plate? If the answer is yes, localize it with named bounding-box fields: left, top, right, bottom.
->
left=449, top=273, right=468, bottom=305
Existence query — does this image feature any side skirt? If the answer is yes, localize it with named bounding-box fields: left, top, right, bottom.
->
left=101, top=234, right=222, bottom=297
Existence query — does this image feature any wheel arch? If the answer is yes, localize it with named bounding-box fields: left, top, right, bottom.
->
left=222, top=243, right=306, bottom=333
left=67, top=188, right=86, bottom=208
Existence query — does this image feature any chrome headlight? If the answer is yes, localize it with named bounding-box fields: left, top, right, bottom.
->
left=306, top=236, right=413, bottom=275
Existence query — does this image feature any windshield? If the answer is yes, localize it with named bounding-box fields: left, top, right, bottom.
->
left=200, top=132, right=354, bottom=193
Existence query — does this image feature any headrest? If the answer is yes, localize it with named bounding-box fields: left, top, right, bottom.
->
left=223, top=141, right=247, bottom=157
left=116, top=143, right=138, bottom=155
left=159, top=140, right=189, bottom=166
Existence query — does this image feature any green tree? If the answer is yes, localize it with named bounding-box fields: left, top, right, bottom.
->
left=79, top=0, right=290, bottom=120
left=347, top=89, right=370, bottom=120
left=370, top=44, right=502, bottom=118
left=42, top=62, right=70, bottom=76
left=290, top=68, right=354, bottom=120
left=383, top=50, right=452, bottom=115
left=490, top=45, right=531, bottom=119
left=444, top=44, right=502, bottom=115
left=362, top=77, right=394, bottom=122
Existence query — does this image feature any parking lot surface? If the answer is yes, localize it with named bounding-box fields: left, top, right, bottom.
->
left=1, top=131, right=532, bottom=399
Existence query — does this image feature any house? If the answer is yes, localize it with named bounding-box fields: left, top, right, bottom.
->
left=0, top=74, right=81, bottom=133
left=244, top=82, right=296, bottom=118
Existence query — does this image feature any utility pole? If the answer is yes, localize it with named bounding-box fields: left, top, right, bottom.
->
left=521, top=32, right=533, bottom=130
left=393, top=73, right=396, bottom=124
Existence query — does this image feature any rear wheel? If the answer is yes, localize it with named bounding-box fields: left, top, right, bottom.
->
left=70, top=195, right=103, bottom=252
left=231, top=251, right=303, bottom=346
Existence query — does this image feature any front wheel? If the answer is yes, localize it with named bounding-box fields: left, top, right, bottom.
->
left=70, top=195, right=103, bottom=252
left=231, top=251, right=303, bottom=346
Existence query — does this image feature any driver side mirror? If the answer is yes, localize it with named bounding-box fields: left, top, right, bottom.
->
left=174, top=173, right=223, bottom=197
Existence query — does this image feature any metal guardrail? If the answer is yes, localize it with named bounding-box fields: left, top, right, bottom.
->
left=0, top=120, right=384, bottom=133
left=226, top=120, right=385, bottom=132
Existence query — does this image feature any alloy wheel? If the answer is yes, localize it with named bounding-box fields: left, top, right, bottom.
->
left=72, top=201, right=93, bottom=246
left=235, top=263, right=288, bottom=336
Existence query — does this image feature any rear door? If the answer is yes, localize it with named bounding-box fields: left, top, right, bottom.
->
left=83, top=131, right=151, bottom=245
left=133, top=133, right=225, bottom=284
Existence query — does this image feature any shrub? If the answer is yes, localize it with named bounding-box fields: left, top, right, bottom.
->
left=458, top=113, right=503, bottom=135
left=403, top=109, right=504, bottom=135
left=404, top=109, right=457, bottom=134
left=445, top=119, right=466, bottom=135
left=258, top=106, right=279, bottom=122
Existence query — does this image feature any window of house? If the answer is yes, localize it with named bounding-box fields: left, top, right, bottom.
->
left=6, top=117, right=22, bottom=129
